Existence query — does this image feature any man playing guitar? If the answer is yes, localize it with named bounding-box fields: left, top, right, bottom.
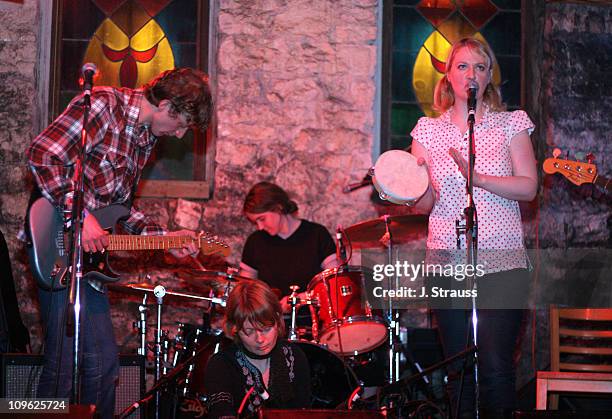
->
left=25, top=67, right=213, bottom=418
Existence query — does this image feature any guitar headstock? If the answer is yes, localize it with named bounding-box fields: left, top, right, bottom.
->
left=197, top=231, right=231, bottom=257
left=543, top=157, right=597, bottom=186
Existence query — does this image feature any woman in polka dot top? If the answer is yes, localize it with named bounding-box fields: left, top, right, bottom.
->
left=410, top=38, right=537, bottom=418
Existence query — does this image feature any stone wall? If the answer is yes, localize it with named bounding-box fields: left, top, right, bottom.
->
left=518, top=1, right=612, bottom=389
left=0, top=0, right=42, bottom=349
left=538, top=2, right=611, bottom=248
left=211, top=0, right=380, bottom=239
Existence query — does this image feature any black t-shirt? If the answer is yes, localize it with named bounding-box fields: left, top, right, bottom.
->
left=241, top=220, right=336, bottom=293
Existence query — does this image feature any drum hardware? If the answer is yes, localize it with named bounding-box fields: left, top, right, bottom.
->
left=378, top=345, right=477, bottom=418
left=343, top=213, right=430, bottom=382
left=336, top=224, right=351, bottom=265
left=307, top=266, right=387, bottom=356
left=161, top=330, right=172, bottom=376
left=288, top=285, right=301, bottom=341
left=152, top=285, right=166, bottom=419
left=118, top=338, right=224, bottom=419
left=180, top=327, right=204, bottom=396
left=114, top=282, right=228, bottom=418
left=133, top=293, right=148, bottom=356
left=323, top=269, right=345, bottom=355
left=309, top=299, right=320, bottom=342
left=381, top=215, right=402, bottom=384
left=171, top=322, right=193, bottom=369
left=108, top=281, right=227, bottom=306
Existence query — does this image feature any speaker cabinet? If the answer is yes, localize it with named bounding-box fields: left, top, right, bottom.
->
left=0, top=353, right=144, bottom=417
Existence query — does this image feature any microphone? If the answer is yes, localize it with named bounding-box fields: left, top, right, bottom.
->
left=81, top=63, right=97, bottom=106
left=343, top=175, right=372, bottom=193
left=81, top=63, right=97, bottom=92
left=467, top=80, right=478, bottom=120
left=336, top=225, right=347, bottom=262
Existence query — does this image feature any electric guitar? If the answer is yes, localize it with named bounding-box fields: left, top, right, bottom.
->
left=28, top=197, right=231, bottom=290
left=543, top=157, right=611, bottom=191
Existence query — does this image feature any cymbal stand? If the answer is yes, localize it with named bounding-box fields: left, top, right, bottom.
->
left=180, top=327, right=203, bottom=396
left=382, top=215, right=401, bottom=383
left=161, top=331, right=171, bottom=376
left=153, top=285, right=166, bottom=419
left=172, top=323, right=188, bottom=369
left=134, top=293, right=148, bottom=356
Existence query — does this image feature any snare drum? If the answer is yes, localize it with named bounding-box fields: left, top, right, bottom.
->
left=371, top=149, right=429, bottom=205
left=307, top=266, right=387, bottom=356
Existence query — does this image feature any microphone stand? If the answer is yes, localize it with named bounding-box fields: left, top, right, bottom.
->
left=456, top=92, right=480, bottom=419
left=66, top=80, right=94, bottom=404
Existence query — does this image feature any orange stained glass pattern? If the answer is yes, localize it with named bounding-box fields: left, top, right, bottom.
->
left=83, top=2, right=174, bottom=88
left=417, top=0, right=456, bottom=27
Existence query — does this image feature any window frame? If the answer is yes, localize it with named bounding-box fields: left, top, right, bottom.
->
left=44, top=0, right=216, bottom=200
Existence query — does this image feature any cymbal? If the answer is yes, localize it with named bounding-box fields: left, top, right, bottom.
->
left=176, top=269, right=251, bottom=289
left=344, top=214, right=428, bottom=249
left=108, top=282, right=219, bottom=303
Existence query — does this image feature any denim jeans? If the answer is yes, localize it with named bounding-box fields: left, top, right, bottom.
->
left=37, top=283, right=119, bottom=419
left=432, top=269, right=528, bottom=418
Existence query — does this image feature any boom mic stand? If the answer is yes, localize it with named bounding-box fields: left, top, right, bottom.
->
left=455, top=82, right=480, bottom=419
left=65, top=63, right=97, bottom=404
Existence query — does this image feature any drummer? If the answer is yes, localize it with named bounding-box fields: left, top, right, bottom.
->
left=203, top=279, right=311, bottom=417
left=239, top=181, right=339, bottom=311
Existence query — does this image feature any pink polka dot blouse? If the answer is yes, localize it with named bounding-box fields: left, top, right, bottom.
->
left=411, top=107, right=535, bottom=274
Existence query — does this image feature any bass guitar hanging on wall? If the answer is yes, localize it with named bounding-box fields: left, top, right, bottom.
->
left=543, top=153, right=610, bottom=192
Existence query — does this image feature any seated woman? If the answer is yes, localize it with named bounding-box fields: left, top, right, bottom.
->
left=239, top=181, right=338, bottom=311
left=203, top=279, right=311, bottom=418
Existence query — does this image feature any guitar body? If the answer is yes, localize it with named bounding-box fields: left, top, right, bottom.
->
left=28, top=198, right=129, bottom=290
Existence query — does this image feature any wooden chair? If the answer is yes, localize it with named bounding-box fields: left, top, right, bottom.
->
left=536, top=306, right=612, bottom=409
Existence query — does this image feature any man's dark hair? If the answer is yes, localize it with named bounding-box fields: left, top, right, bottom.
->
left=144, top=67, right=213, bottom=131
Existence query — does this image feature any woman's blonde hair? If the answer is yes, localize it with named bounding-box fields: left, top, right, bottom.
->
left=224, top=279, right=285, bottom=342
left=433, top=37, right=505, bottom=113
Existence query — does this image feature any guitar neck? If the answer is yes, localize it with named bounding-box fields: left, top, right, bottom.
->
left=107, top=235, right=193, bottom=251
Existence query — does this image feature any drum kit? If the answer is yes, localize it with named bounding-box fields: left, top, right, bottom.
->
left=111, top=150, right=434, bottom=417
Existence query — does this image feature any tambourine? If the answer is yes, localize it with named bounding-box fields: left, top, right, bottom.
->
left=370, top=150, right=429, bottom=205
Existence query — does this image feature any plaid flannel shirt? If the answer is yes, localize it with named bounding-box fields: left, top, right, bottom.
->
left=27, top=87, right=164, bottom=235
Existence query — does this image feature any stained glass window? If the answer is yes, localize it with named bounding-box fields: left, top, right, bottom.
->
left=382, top=0, right=523, bottom=152
left=51, top=0, right=212, bottom=198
